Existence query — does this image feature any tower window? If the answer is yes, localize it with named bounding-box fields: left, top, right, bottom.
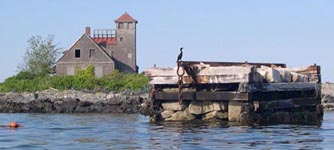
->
left=118, top=23, right=124, bottom=29
left=75, top=49, right=80, bottom=58
left=120, top=37, right=123, bottom=41
left=127, top=23, right=132, bottom=29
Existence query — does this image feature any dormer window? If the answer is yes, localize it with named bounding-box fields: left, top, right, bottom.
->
left=75, top=49, right=80, bottom=58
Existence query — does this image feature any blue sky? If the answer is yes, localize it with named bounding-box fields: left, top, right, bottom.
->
left=0, top=0, right=333, bottom=82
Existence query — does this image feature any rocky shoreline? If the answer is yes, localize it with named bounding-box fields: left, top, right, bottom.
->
left=0, top=89, right=148, bottom=113
left=0, top=83, right=333, bottom=114
left=322, top=83, right=334, bottom=111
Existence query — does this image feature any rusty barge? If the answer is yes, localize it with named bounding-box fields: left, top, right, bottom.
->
left=142, top=60, right=323, bottom=125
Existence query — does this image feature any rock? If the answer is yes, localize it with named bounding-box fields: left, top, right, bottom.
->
left=189, top=101, right=225, bottom=115
left=216, top=111, right=228, bottom=119
left=183, top=108, right=196, bottom=121
left=0, top=89, right=146, bottom=113
left=161, top=110, right=174, bottom=119
left=78, top=101, right=93, bottom=107
left=189, top=101, right=202, bottom=115
left=322, top=95, right=334, bottom=103
left=90, top=101, right=104, bottom=113
left=203, top=101, right=219, bottom=113
left=258, top=66, right=281, bottom=83
left=202, top=111, right=228, bottom=120
left=322, top=83, right=334, bottom=96
left=322, top=103, right=334, bottom=111
left=291, top=72, right=309, bottom=82
left=75, top=106, right=91, bottom=113
left=228, top=101, right=243, bottom=122
left=139, top=103, right=152, bottom=116
left=168, top=111, right=184, bottom=121
left=239, top=112, right=261, bottom=125
left=161, top=102, right=186, bottom=111
left=165, top=108, right=195, bottom=121
left=279, top=70, right=292, bottom=82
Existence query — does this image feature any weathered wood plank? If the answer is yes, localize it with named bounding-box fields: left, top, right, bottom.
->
left=154, top=91, right=249, bottom=101
left=181, top=61, right=286, bottom=68
left=148, top=76, right=178, bottom=85
left=239, top=83, right=320, bottom=92
left=183, top=74, right=250, bottom=84
left=146, top=66, right=255, bottom=85
left=145, top=67, right=178, bottom=77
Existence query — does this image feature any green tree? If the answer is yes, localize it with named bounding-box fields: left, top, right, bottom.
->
left=20, top=35, right=61, bottom=76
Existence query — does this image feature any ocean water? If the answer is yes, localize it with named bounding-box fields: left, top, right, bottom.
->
left=0, top=112, right=334, bottom=150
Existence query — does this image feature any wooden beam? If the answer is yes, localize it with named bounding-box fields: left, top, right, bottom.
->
left=289, top=97, right=321, bottom=106
left=239, top=83, right=320, bottom=92
left=154, top=91, right=249, bottom=101
left=249, top=90, right=319, bottom=101
left=256, top=97, right=321, bottom=111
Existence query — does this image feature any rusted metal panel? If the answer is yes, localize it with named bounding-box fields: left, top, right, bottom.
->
left=154, top=91, right=249, bottom=101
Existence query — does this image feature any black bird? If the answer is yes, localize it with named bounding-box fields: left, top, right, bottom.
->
left=177, top=47, right=183, bottom=62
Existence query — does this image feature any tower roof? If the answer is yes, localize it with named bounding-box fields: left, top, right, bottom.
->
left=115, top=12, right=138, bottom=23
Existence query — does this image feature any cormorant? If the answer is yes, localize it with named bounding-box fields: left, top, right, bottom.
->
left=177, top=47, right=183, bottom=62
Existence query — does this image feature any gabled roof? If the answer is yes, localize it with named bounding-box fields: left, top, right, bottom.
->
left=115, top=12, right=138, bottom=23
left=56, top=33, right=115, bottom=64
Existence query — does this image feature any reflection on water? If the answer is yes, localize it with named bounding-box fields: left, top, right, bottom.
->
left=0, top=112, right=334, bottom=149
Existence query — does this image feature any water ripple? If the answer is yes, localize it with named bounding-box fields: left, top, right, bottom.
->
left=0, top=112, right=334, bottom=149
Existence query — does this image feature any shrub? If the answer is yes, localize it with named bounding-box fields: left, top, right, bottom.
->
left=0, top=68, right=148, bottom=93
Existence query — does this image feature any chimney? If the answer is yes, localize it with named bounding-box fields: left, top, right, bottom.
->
left=85, top=27, right=91, bottom=36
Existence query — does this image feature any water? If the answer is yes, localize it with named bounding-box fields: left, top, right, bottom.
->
left=1, top=112, right=334, bottom=150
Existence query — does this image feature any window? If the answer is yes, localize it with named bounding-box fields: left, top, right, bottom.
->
left=128, top=53, right=132, bottom=59
left=120, top=37, right=123, bottom=42
left=89, top=49, right=95, bottom=57
left=99, top=42, right=106, bottom=48
left=127, top=23, right=132, bottom=29
left=75, top=49, right=80, bottom=58
left=118, top=23, right=124, bottom=29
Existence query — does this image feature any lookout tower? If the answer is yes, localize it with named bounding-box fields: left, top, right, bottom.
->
left=114, top=12, right=138, bottom=72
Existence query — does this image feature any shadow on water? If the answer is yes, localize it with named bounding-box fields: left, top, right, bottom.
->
left=152, top=120, right=230, bottom=129
left=143, top=118, right=327, bottom=150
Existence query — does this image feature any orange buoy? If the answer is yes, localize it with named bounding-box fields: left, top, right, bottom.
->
left=0, top=121, right=23, bottom=128
left=9, top=122, right=19, bottom=128
left=0, top=121, right=24, bottom=128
